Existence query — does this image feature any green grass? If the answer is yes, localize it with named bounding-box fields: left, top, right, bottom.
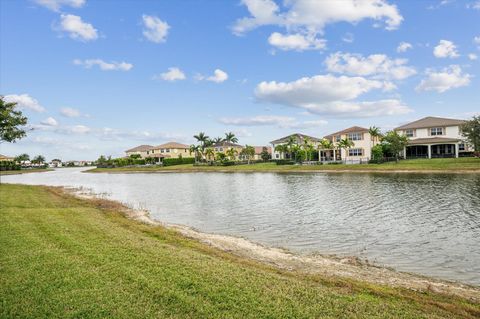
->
left=1, top=184, right=479, bottom=318
left=0, top=168, right=52, bottom=175
left=87, top=157, right=480, bottom=173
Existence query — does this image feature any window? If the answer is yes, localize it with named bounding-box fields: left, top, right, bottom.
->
left=430, top=127, right=443, bottom=136
left=335, top=135, right=341, bottom=142
left=347, top=132, right=363, bottom=141
left=405, top=129, right=415, bottom=137
left=348, top=148, right=363, bottom=156
left=166, top=149, right=170, bottom=153
left=276, top=154, right=280, bottom=159
left=160, top=149, right=164, bottom=153
left=459, top=143, right=465, bottom=151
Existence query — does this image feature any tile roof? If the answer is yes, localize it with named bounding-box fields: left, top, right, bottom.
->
left=254, top=146, right=272, bottom=154
left=125, top=145, right=153, bottom=152
left=152, top=142, right=189, bottom=149
left=324, top=126, right=369, bottom=138
left=212, top=141, right=244, bottom=148
left=270, top=133, right=321, bottom=144
left=395, top=117, right=465, bottom=130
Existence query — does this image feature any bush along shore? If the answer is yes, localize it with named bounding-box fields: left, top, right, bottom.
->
left=1, top=184, right=479, bottom=318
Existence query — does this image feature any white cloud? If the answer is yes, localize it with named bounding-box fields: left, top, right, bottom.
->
left=4, top=94, right=46, bottom=112
left=154, top=67, right=186, bottom=81
left=466, top=1, right=480, bottom=10
left=41, top=117, right=58, bottom=126
left=416, top=65, right=471, bottom=93
left=268, top=32, right=326, bottom=51
left=73, top=59, right=133, bottom=71
left=219, top=115, right=327, bottom=128
left=325, top=52, right=416, bottom=80
left=474, top=36, right=480, bottom=49
left=433, top=40, right=459, bottom=58
left=34, top=0, right=85, bottom=11
left=196, top=69, right=229, bottom=83
left=233, top=0, right=403, bottom=36
left=397, top=41, right=412, bottom=53
left=254, top=74, right=411, bottom=117
left=142, top=15, right=170, bottom=43
left=60, top=107, right=81, bottom=117
left=59, top=14, right=98, bottom=41
left=60, top=125, right=91, bottom=134
left=342, top=32, right=354, bottom=43
left=468, top=53, right=478, bottom=60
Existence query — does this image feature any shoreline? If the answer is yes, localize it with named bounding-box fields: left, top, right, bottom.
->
left=70, top=186, right=480, bottom=301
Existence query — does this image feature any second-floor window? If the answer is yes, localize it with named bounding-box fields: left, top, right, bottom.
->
left=335, top=135, right=341, bottom=142
left=348, top=148, right=363, bottom=156
left=347, top=133, right=363, bottom=141
left=430, top=127, right=444, bottom=136
left=405, top=129, right=415, bottom=137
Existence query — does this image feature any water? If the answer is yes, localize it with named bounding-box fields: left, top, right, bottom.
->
left=2, top=167, right=479, bottom=286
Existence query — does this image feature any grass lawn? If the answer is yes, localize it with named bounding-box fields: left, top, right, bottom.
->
left=0, top=168, right=53, bottom=176
left=1, top=184, right=479, bottom=318
left=87, top=157, right=480, bottom=173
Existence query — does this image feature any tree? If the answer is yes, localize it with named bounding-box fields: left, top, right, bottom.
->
left=193, top=132, right=209, bottom=149
left=15, top=153, right=30, bottom=163
left=302, top=137, right=315, bottom=162
left=318, top=139, right=335, bottom=161
left=240, top=145, right=255, bottom=164
left=260, top=147, right=270, bottom=162
left=274, top=144, right=288, bottom=159
left=189, top=144, right=200, bottom=163
left=97, top=155, right=107, bottom=165
left=381, top=130, right=408, bottom=162
left=337, top=139, right=354, bottom=161
left=368, top=126, right=382, bottom=147
left=212, top=137, right=224, bottom=144
left=205, top=147, right=215, bottom=162
left=32, top=155, right=45, bottom=164
left=225, top=147, right=238, bottom=161
left=216, top=152, right=226, bottom=161
left=460, top=116, right=480, bottom=154
left=129, top=154, right=141, bottom=159
left=224, top=132, right=238, bottom=144
left=1, top=96, right=28, bottom=143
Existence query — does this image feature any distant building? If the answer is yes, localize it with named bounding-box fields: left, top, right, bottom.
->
left=212, top=141, right=244, bottom=160
left=0, top=154, right=14, bottom=161
left=324, top=126, right=372, bottom=162
left=49, top=160, right=63, bottom=168
left=395, top=116, right=472, bottom=158
left=146, top=142, right=192, bottom=160
left=270, top=133, right=321, bottom=160
left=125, top=145, right=153, bottom=158
left=253, top=146, right=271, bottom=160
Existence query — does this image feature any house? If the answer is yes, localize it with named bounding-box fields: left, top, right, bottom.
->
left=323, top=126, right=373, bottom=162
left=395, top=116, right=471, bottom=158
left=146, top=142, right=192, bottom=160
left=0, top=154, right=14, bottom=161
left=253, top=146, right=272, bottom=161
left=270, top=133, right=322, bottom=160
left=49, top=159, right=62, bottom=168
left=125, top=145, right=153, bottom=158
left=212, top=142, right=244, bottom=159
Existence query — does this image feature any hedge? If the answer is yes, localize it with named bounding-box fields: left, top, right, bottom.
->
left=163, top=157, right=195, bottom=166
left=274, top=159, right=296, bottom=165
left=0, top=161, right=21, bottom=171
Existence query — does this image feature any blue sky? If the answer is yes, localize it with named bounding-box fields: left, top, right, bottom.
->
left=1, top=0, right=479, bottom=160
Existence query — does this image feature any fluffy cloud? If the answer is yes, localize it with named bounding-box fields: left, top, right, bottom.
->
left=254, top=74, right=411, bottom=117
left=142, top=15, right=170, bottom=43
left=268, top=32, right=326, bottom=51
left=154, top=67, right=186, bottom=81
left=397, top=41, right=412, bottom=53
left=60, top=107, right=81, bottom=117
left=57, top=125, right=91, bottom=134
left=466, top=1, right=480, bottom=10
left=4, top=94, right=46, bottom=112
left=433, top=40, right=459, bottom=58
left=468, top=53, right=478, bottom=60
left=219, top=115, right=327, bottom=128
left=59, top=14, right=98, bottom=41
left=34, top=0, right=85, bottom=11
left=416, top=65, right=471, bottom=93
left=324, top=52, right=416, bottom=80
left=41, top=117, right=59, bottom=126
left=196, top=69, right=229, bottom=83
left=233, top=0, right=403, bottom=36
left=73, top=59, right=133, bottom=71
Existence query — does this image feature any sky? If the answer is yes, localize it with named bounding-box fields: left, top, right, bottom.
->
left=1, top=0, right=479, bottom=161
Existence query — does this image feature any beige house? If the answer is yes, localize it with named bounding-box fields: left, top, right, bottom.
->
left=323, top=126, right=373, bottom=162
left=212, top=142, right=244, bottom=160
left=146, top=142, right=192, bottom=159
left=270, top=133, right=321, bottom=160
left=125, top=145, right=153, bottom=158
left=0, top=154, right=14, bottom=161
left=253, top=146, right=272, bottom=160
left=395, top=117, right=471, bottom=158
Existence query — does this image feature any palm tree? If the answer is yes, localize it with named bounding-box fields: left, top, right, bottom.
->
left=32, top=155, right=45, bottom=164
left=193, top=132, right=209, bottom=149
left=337, top=138, right=354, bottom=161
left=274, top=144, right=288, bottom=159
left=225, top=147, right=238, bottom=161
left=212, top=137, right=224, bottom=144
left=204, top=148, right=215, bottom=162
left=241, top=145, right=255, bottom=164
left=285, top=136, right=297, bottom=160
left=224, top=132, right=238, bottom=144
left=189, top=144, right=200, bottom=163
left=368, top=126, right=382, bottom=147
left=302, top=137, right=315, bottom=162
left=15, top=153, right=30, bottom=163
left=318, top=139, right=335, bottom=161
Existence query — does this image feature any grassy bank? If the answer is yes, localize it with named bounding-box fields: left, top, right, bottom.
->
left=0, top=168, right=53, bottom=176
left=1, top=184, right=479, bottom=318
left=87, top=157, right=480, bottom=173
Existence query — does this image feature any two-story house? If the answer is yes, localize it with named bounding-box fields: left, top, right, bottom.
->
left=212, top=141, right=244, bottom=160
left=125, top=145, right=153, bottom=158
left=146, top=142, right=192, bottom=160
left=323, top=126, right=372, bottom=162
left=395, top=117, right=471, bottom=158
left=270, top=133, right=321, bottom=160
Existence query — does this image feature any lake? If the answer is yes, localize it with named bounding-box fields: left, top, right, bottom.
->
left=2, top=167, right=479, bottom=286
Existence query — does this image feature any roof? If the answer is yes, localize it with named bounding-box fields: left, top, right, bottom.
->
left=270, top=133, right=321, bottom=144
left=395, top=117, right=465, bottom=130
left=152, top=142, right=189, bottom=149
left=0, top=154, right=14, bottom=160
left=254, top=146, right=272, bottom=154
left=407, top=137, right=461, bottom=145
left=213, top=141, right=243, bottom=148
left=324, top=126, right=369, bottom=138
left=126, top=145, right=153, bottom=152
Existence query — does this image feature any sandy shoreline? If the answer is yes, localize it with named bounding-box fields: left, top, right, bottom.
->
left=70, top=186, right=480, bottom=302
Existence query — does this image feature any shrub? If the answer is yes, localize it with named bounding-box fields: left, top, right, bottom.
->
left=221, top=161, right=235, bottom=166
left=275, top=159, right=296, bottom=165
left=163, top=157, right=195, bottom=166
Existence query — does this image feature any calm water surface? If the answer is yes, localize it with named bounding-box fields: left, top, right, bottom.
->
left=2, top=167, right=479, bottom=285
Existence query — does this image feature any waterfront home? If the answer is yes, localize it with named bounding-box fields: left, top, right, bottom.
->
left=253, top=146, right=272, bottom=160
left=146, top=142, right=192, bottom=160
left=49, top=159, right=62, bottom=168
left=323, top=126, right=373, bottom=163
left=0, top=154, right=14, bottom=161
left=212, top=141, right=244, bottom=159
left=125, top=145, right=153, bottom=158
left=395, top=117, right=472, bottom=158
left=271, top=133, right=322, bottom=160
